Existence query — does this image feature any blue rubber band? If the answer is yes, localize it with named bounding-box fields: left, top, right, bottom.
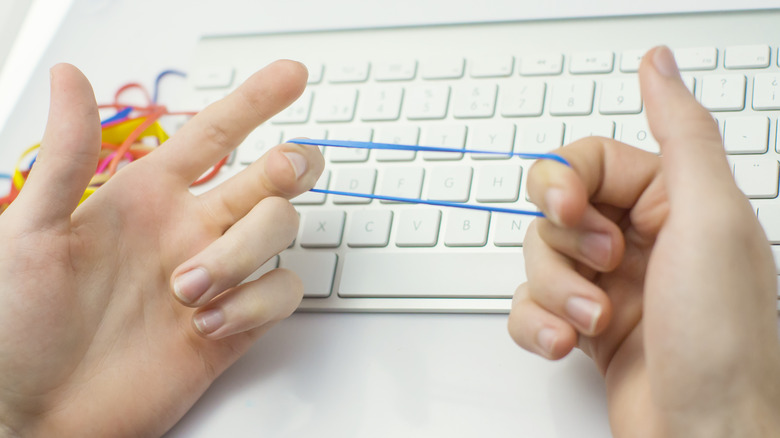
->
left=287, top=138, right=567, bottom=217
left=310, top=188, right=544, bottom=216
left=0, top=173, right=12, bottom=180
left=286, top=138, right=569, bottom=216
left=287, top=138, right=571, bottom=167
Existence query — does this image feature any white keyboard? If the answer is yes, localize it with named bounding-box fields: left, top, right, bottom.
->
left=183, top=9, right=780, bottom=313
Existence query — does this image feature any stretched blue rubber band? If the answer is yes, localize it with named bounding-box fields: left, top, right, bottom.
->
left=310, top=188, right=544, bottom=216
left=288, top=138, right=570, bottom=166
left=288, top=138, right=568, bottom=217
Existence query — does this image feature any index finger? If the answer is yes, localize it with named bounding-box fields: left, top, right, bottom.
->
left=527, top=137, right=661, bottom=227
left=150, top=60, right=308, bottom=185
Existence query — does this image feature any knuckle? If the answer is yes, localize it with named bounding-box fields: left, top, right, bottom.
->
left=261, top=196, right=300, bottom=231
left=202, top=119, right=234, bottom=153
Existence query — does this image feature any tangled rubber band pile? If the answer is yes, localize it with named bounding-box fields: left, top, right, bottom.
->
left=0, top=70, right=226, bottom=214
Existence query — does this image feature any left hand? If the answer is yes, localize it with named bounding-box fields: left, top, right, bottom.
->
left=0, top=61, right=324, bottom=437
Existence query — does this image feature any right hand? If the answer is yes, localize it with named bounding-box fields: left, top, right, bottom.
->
left=508, top=46, right=780, bottom=436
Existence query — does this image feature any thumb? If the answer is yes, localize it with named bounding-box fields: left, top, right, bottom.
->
left=639, top=46, right=736, bottom=202
left=15, top=63, right=101, bottom=229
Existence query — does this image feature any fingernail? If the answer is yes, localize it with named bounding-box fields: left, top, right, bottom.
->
left=653, top=46, right=680, bottom=78
left=173, top=268, right=211, bottom=304
left=283, top=151, right=307, bottom=179
left=193, top=309, right=225, bottom=335
left=537, top=327, right=558, bottom=356
left=544, top=188, right=565, bottom=225
left=579, top=232, right=612, bottom=269
left=565, top=296, right=602, bottom=334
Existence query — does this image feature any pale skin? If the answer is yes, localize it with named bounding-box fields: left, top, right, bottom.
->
left=0, top=60, right=324, bottom=437
left=509, top=46, right=780, bottom=436
left=1, top=46, right=779, bottom=438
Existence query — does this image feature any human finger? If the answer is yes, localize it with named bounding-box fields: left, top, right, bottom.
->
left=527, top=137, right=660, bottom=228
left=171, top=196, right=298, bottom=307
left=151, top=60, right=308, bottom=185
left=640, top=45, right=736, bottom=202
left=191, top=268, right=303, bottom=340
left=639, top=46, right=779, bottom=364
left=14, top=64, right=100, bottom=228
left=533, top=204, right=625, bottom=272
left=199, top=142, right=324, bottom=230
left=507, top=282, right=578, bottom=360
left=523, top=221, right=612, bottom=336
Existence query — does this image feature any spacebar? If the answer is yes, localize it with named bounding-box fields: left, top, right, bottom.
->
left=338, top=252, right=525, bottom=298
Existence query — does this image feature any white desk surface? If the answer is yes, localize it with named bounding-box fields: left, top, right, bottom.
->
left=2, top=1, right=779, bottom=436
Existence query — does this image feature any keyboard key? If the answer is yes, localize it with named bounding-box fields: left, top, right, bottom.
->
left=377, top=167, right=425, bottom=202
left=374, top=59, right=417, bottom=81
left=452, top=84, right=498, bottom=118
left=299, top=211, right=346, bottom=248
left=700, top=74, right=746, bottom=111
left=469, top=55, right=514, bottom=78
left=374, top=126, right=420, bottom=161
left=499, top=81, right=546, bottom=117
left=723, top=116, right=769, bottom=154
left=569, top=51, right=614, bottom=74
left=327, top=126, right=373, bottom=162
left=620, top=119, right=659, bottom=153
left=771, top=246, right=780, bottom=274
left=328, top=61, right=370, bottom=83
left=516, top=121, right=564, bottom=154
left=421, top=57, right=465, bottom=79
left=493, top=213, right=531, bottom=247
left=468, top=122, right=516, bottom=159
left=422, top=124, right=467, bottom=160
left=427, top=166, right=473, bottom=201
left=304, top=62, right=324, bottom=84
left=566, top=120, right=615, bottom=143
left=757, top=205, right=780, bottom=243
left=332, top=168, right=377, bottom=204
left=673, top=47, right=718, bottom=71
left=192, top=65, right=235, bottom=89
left=406, top=84, right=450, bottom=120
left=347, top=210, right=393, bottom=247
left=279, top=251, right=337, bottom=297
left=475, top=165, right=522, bottom=202
left=395, top=209, right=441, bottom=247
left=733, top=159, right=779, bottom=198
left=360, top=86, right=404, bottom=121
left=338, top=252, right=524, bottom=298
left=599, top=77, right=642, bottom=115
left=549, top=79, right=595, bottom=115
left=682, top=75, right=696, bottom=95
left=190, top=89, right=229, bottom=110
left=444, top=210, right=490, bottom=247
left=752, top=74, right=780, bottom=110
left=238, top=127, right=282, bottom=164
left=724, top=45, right=770, bottom=69
left=519, top=53, right=563, bottom=76
left=620, top=49, right=646, bottom=73
left=313, top=88, right=358, bottom=122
